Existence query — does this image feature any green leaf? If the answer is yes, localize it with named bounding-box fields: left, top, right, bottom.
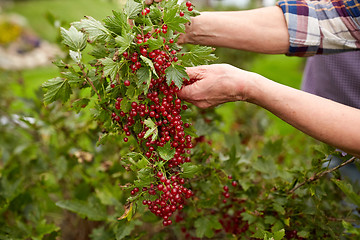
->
left=297, top=230, right=310, bottom=238
left=136, top=168, right=154, bottom=188
left=127, top=152, right=148, bottom=169
left=273, top=203, right=285, bottom=215
left=115, top=220, right=136, bottom=240
left=35, top=220, right=59, bottom=238
left=149, top=5, right=162, bottom=22
left=146, top=37, right=164, bottom=52
left=61, top=71, right=83, bottom=84
left=136, top=67, right=151, bottom=94
left=73, top=16, right=110, bottom=42
left=69, top=50, right=82, bottom=63
left=181, top=45, right=217, bottom=67
left=90, top=226, right=113, bottom=240
left=101, top=57, right=120, bottom=80
left=158, top=142, right=175, bottom=161
left=104, top=15, right=123, bottom=35
left=53, top=59, right=67, bottom=68
left=165, top=64, right=188, bottom=88
left=89, top=44, right=109, bottom=59
left=342, top=220, right=360, bottom=235
left=227, top=144, right=238, bottom=166
left=42, top=77, right=72, bottom=104
left=163, top=0, right=179, bottom=10
left=113, top=10, right=131, bottom=32
left=265, top=215, right=277, bottom=225
left=72, top=98, right=90, bottom=113
left=124, top=0, right=142, bottom=19
left=125, top=85, right=139, bottom=99
left=163, top=6, right=188, bottom=33
left=144, top=118, right=158, bottom=142
left=273, top=229, right=285, bottom=240
left=140, top=56, right=156, bottom=75
left=194, top=216, right=222, bottom=238
left=120, top=98, right=132, bottom=113
left=241, top=212, right=257, bottom=224
left=115, top=34, right=133, bottom=54
left=60, top=26, right=87, bottom=51
left=181, top=162, right=200, bottom=178
left=56, top=197, right=107, bottom=221
left=262, top=139, right=283, bottom=157
left=332, top=179, right=360, bottom=207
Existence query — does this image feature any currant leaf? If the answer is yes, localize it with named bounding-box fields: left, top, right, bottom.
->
left=104, top=15, right=123, bottom=35
left=69, top=50, right=82, bottom=63
left=180, top=162, right=200, bottom=178
left=144, top=118, right=158, bottom=142
left=60, top=26, right=87, bottom=52
left=158, top=142, right=175, bottom=161
left=42, top=77, right=72, bottom=105
left=163, top=7, right=188, bottom=33
left=194, top=216, right=222, bottom=238
left=73, top=16, right=110, bottom=42
left=136, top=67, right=151, bottom=94
left=146, top=37, right=164, bottom=53
left=181, top=45, right=218, bottom=67
left=115, top=34, right=133, bottom=54
left=124, top=0, right=142, bottom=19
left=72, top=98, right=90, bottom=113
left=101, top=57, right=120, bottom=81
left=165, top=64, right=188, bottom=88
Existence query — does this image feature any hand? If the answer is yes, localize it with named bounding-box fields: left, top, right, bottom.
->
left=145, top=0, right=162, bottom=4
left=178, top=64, right=256, bottom=108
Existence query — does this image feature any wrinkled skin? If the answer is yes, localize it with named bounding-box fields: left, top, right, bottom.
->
left=145, top=0, right=162, bottom=5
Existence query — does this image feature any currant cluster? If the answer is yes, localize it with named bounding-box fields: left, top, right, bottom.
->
left=109, top=1, right=198, bottom=226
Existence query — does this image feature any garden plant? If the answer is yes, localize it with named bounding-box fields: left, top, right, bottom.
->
left=1, top=0, right=360, bottom=239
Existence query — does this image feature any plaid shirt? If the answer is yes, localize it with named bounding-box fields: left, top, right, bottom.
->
left=277, top=0, right=360, bottom=56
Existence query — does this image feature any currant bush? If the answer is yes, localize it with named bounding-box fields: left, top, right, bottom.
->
left=43, top=0, right=217, bottom=227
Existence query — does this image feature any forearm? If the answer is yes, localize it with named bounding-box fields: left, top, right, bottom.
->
left=247, top=75, right=360, bottom=157
left=181, top=6, right=289, bottom=54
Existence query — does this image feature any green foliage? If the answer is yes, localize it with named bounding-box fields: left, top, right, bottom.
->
left=2, top=0, right=360, bottom=239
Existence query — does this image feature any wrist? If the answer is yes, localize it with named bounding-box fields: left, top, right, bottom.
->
left=244, top=73, right=271, bottom=105
left=179, top=12, right=219, bottom=45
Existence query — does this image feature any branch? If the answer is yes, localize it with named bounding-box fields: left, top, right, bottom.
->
left=288, top=156, right=357, bottom=194
left=78, top=63, right=102, bottom=101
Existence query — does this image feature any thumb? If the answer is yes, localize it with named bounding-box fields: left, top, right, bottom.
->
left=178, top=67, right=205, bottom=100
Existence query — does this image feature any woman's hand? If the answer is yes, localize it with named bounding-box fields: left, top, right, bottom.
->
left=145, top=0, right=162, bottom=4
left=177, top=64, right=257, bottom=108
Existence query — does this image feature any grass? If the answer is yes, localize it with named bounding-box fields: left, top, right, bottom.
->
left=250, top=54, right=307, bottom=136
left=3, top=0, right=121, bottom=99
left=5, top=0, right=120, bottom=42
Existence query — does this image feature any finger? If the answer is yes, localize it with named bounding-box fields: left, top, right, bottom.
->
left=145, top=0, right=153, bottom=4
left=185, top=66, right=206, bottom=81
left=178, top=80, right=201, bottom=101
left=154, top=0, right=162, bottom=2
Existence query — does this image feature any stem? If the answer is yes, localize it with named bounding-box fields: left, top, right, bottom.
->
left=78, top=63, right=102, bottom=102
left=327, top=217, right=359, bottom=222
left=288, top=156, right=357, bottom=194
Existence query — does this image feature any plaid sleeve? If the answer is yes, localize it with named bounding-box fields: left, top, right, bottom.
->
left=276, top=0, right=360, bottom=56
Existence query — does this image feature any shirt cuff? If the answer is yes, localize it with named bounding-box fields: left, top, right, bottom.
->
left=276, top=1, right=321, bottom=57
